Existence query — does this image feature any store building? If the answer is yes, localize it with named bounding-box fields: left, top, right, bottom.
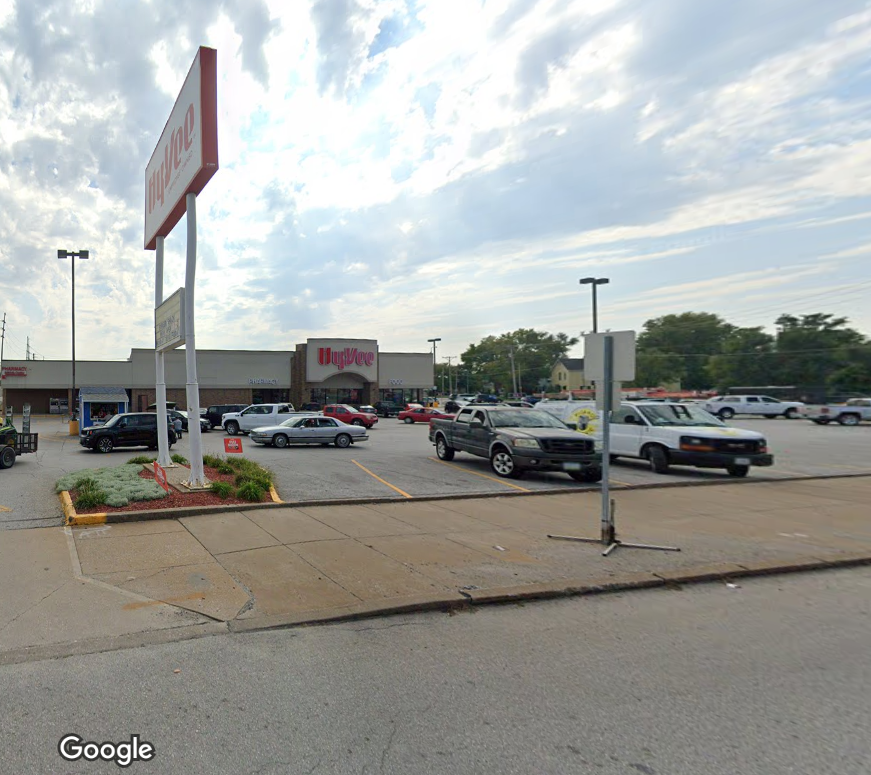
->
left=0, top=338, right=434, bottom=415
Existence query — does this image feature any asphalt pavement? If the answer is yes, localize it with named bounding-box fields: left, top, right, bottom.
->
left=1, top=567, right=867, bottom=774
left=3, top=415, right=870, bottom=529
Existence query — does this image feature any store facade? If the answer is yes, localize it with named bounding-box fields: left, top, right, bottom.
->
left=1, top=340, right=434, bottom=416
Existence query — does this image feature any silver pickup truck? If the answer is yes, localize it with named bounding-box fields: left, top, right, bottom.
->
left=802, top=398, right=871, bottom=426
left=428, top=405, right=602, bottom=482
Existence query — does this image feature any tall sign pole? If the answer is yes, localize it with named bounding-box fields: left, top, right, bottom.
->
left=144, top=46, right=218, bottom=489
left=548, top=330, right=678, bottom=556
left=154, top=237, right=172, bottom=467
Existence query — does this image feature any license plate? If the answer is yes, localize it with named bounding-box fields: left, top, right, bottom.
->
left=735, top=457, right=750, bottom=465
left=563, top=462, right=582, bottom=471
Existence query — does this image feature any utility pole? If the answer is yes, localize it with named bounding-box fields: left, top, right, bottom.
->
left=0, top=313, right=6, bottom=416
left=445, top=356, right=455, bottom=395
left=508, top=347, right=517, bottom=397
left=26, top=336, right=30, bottom=361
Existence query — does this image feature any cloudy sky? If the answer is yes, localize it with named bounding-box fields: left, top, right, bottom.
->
left=1, top=0, right=870, bottom=366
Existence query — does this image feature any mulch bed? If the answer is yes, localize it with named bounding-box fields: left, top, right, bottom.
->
left=71, top=464, right=272, bottom=514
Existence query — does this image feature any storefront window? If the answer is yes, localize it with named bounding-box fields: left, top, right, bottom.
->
left=310, top=388, right=363, bottom=405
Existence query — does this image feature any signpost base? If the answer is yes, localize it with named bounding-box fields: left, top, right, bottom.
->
left=548, top=500, right=680, bottom=557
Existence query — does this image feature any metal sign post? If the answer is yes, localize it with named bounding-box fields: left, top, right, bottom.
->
left=548, top=332, right=679, bottom=556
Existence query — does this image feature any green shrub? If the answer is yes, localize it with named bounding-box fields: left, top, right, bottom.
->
left=127, top=455, right=157, bottom=465
left=105, top=494, right=130, bottom=507
left=235, top=472, right=272, bottom=491
left=209, top=481, right=234, bottom=499
left=74, top=481, right=107, bottom=509
left=216, top=463, right=235, bottom=475
left=171, top=453, right=189, bottom=465
left=57, top=464, right=168, bottom=505
left=237, top=481, right=266, bottom=502
left=202, top=454, right=224, bottom=468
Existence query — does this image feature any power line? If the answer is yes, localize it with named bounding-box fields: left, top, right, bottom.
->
left=639, top=344, right=871, bottom=359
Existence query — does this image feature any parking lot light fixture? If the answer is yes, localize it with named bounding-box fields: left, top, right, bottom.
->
left=580, top=277, right=609, bottom=333
left=57, top=249, right=90, bottom=424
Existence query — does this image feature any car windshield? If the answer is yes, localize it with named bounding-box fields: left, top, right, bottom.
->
left=637, top=404, right=725, bottom=427
left=488, top=410, right=570, bottom=428
left=102, top=414, right=122, bottom=427
left=280, top=417, right=309, bottom=427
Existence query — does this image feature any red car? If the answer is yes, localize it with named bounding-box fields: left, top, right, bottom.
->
left=323, top=404, right=379, bottom=428
left=398, top=407, right=455, bottom=424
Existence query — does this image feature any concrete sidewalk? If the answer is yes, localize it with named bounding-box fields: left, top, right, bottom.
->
left=2, top=477, right=870, bottom=664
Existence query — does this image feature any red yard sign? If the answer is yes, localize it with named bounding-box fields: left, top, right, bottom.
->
left=153, top=461, right=171, bottom=492
left=223, top=437, right=243, bottom=454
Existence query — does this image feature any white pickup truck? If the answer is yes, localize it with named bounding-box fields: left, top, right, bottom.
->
left=703, top=395, right=804, bottom=420
left=802, top=398, right=871, bottom=426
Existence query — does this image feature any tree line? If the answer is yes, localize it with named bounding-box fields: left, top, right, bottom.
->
left=452, top=313, right=871, bottom=396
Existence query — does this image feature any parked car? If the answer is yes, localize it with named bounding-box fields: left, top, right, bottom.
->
left=802, top=397, right=871, bottom=426
left=567, top=401, right=773, bottom=478
left=176, top=410, right=210, bottom=433
left=205, top=403, right=246, bottom=429
left=299, top=402, right=323, bottom=412
left=500, top=401, right=535, bottom=408
left=357, top=405, right=377, bottom=414
left=222, top=403, right=296, bottom=435
left=704, top=395, right=804, bottom=419
left=398, top=407, right=456, bottom=424
left=250, top=416, right=369, bottom=448
left=429, top=406, right=602, bottom=481
left=323, top=404, right=379, bottom=428
left=79, top=412, right=177, bottom=453
left=167, top=409, right=190, bottom=431
left=373, top=401, right=403, bottom=417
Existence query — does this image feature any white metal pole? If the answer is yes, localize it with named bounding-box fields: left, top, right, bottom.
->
left=184, top=193, right=208, bottom=487
left=154, top=236, right=172, bottom=467
left=600, top=335, right=614, bottom=543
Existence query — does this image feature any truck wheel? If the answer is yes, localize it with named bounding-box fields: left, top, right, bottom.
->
left=225, top=421, right=240, bottom=435
left=491, top=448, right=523, bottom=479
left=717, top=408, right=735, bottom=420
left=0, top=446, right=15, bottom=469
left=97, top=436, right=114, bottom=453
left=645, top=445, right=670, bottom=474
left=435, top=435, right=455, bottom=461
left=351, top=419, right=365, bottom=426
left=570, top=467, right=602, bottom=483
left=837, top=413, right=860, bottom=426
left=727, top=464, right=750, bottom=477
left=784, top=408, right=799, bottom=419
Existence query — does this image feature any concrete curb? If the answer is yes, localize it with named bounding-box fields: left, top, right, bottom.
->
left=57, top=470, right=871, bottom=524
left=223, top=552, right=871, bottom=634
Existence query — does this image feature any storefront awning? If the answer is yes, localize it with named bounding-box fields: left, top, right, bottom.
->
left=78, top=387, right=129, bottom=403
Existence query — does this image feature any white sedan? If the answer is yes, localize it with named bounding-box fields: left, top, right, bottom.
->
left=250, top=416, right=369, bottom=448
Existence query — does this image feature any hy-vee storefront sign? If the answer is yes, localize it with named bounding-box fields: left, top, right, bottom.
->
left=306, top=339, right=378, bottom=383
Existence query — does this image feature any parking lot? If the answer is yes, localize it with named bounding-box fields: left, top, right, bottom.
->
left=2, top=414, right=869, bottom=529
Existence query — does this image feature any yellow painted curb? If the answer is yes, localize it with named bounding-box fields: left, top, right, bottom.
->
left=269, top=485, right=283, bottom=504
left=69, top=512, right=108, bottom=526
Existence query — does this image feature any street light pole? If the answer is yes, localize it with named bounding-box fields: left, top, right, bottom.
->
left=427, top=337, right=441, bottom=394
left=580, top=277, right=609, bottom=333
left=58, top=249, right=89, bottom=427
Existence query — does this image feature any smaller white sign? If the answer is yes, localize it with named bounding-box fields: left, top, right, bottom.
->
left=584, top=331, right=636, bottom=382
left=155, top=288, right=186, bottom=352
left=249, top=378, right=278, bottom=385
left=594, top=381, right=622, bottom=411
left=388, top=379, right=404, bottom=386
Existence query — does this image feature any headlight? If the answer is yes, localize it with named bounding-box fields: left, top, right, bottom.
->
left=513, top=438, right=540, bottom=449
left=594, top=439, right=603, bottom=452
left=683, top=436, right=705, bottom=446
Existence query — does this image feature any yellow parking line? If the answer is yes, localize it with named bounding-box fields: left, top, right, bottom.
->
left=351, top=460, right=413, bottom=499
left=428, top=457, right=531, bottom=492
left=0, top=505, right=11, bottom=512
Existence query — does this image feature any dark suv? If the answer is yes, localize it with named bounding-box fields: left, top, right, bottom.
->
left=205, top=403, right=246, bottom=429
left=80, top=413, right=177, bottom=453
left=373, top=401, right=403, bottom=417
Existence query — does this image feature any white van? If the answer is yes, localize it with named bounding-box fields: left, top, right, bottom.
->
left=537, top=400, right=773, bottom=477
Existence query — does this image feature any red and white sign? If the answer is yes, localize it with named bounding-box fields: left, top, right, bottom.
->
left=223, top=438, right=243, bottom=454
left=144, top=46, right=218, bottom=250
left=153, top=461, right=171, bottom=492
left=1, top=366, right=27, bottom=379
left=306, top=339, right=378, bottom=382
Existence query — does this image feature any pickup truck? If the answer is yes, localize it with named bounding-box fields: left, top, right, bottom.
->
left=802, top=398, right=871, bottom=426
left=703, top=395, right=804, bottom=419
left=0, top=424, right=38, bottom=469
left=222, top=403, right=296, bottom=435
left=428, top=405, right=602, bottom=482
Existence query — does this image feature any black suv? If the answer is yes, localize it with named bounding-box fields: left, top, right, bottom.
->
left=205, top=403, right=247, bottom=429
left=373, top=401, right=403, bottom=417
left=80, top=413, right=177, bottom=453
